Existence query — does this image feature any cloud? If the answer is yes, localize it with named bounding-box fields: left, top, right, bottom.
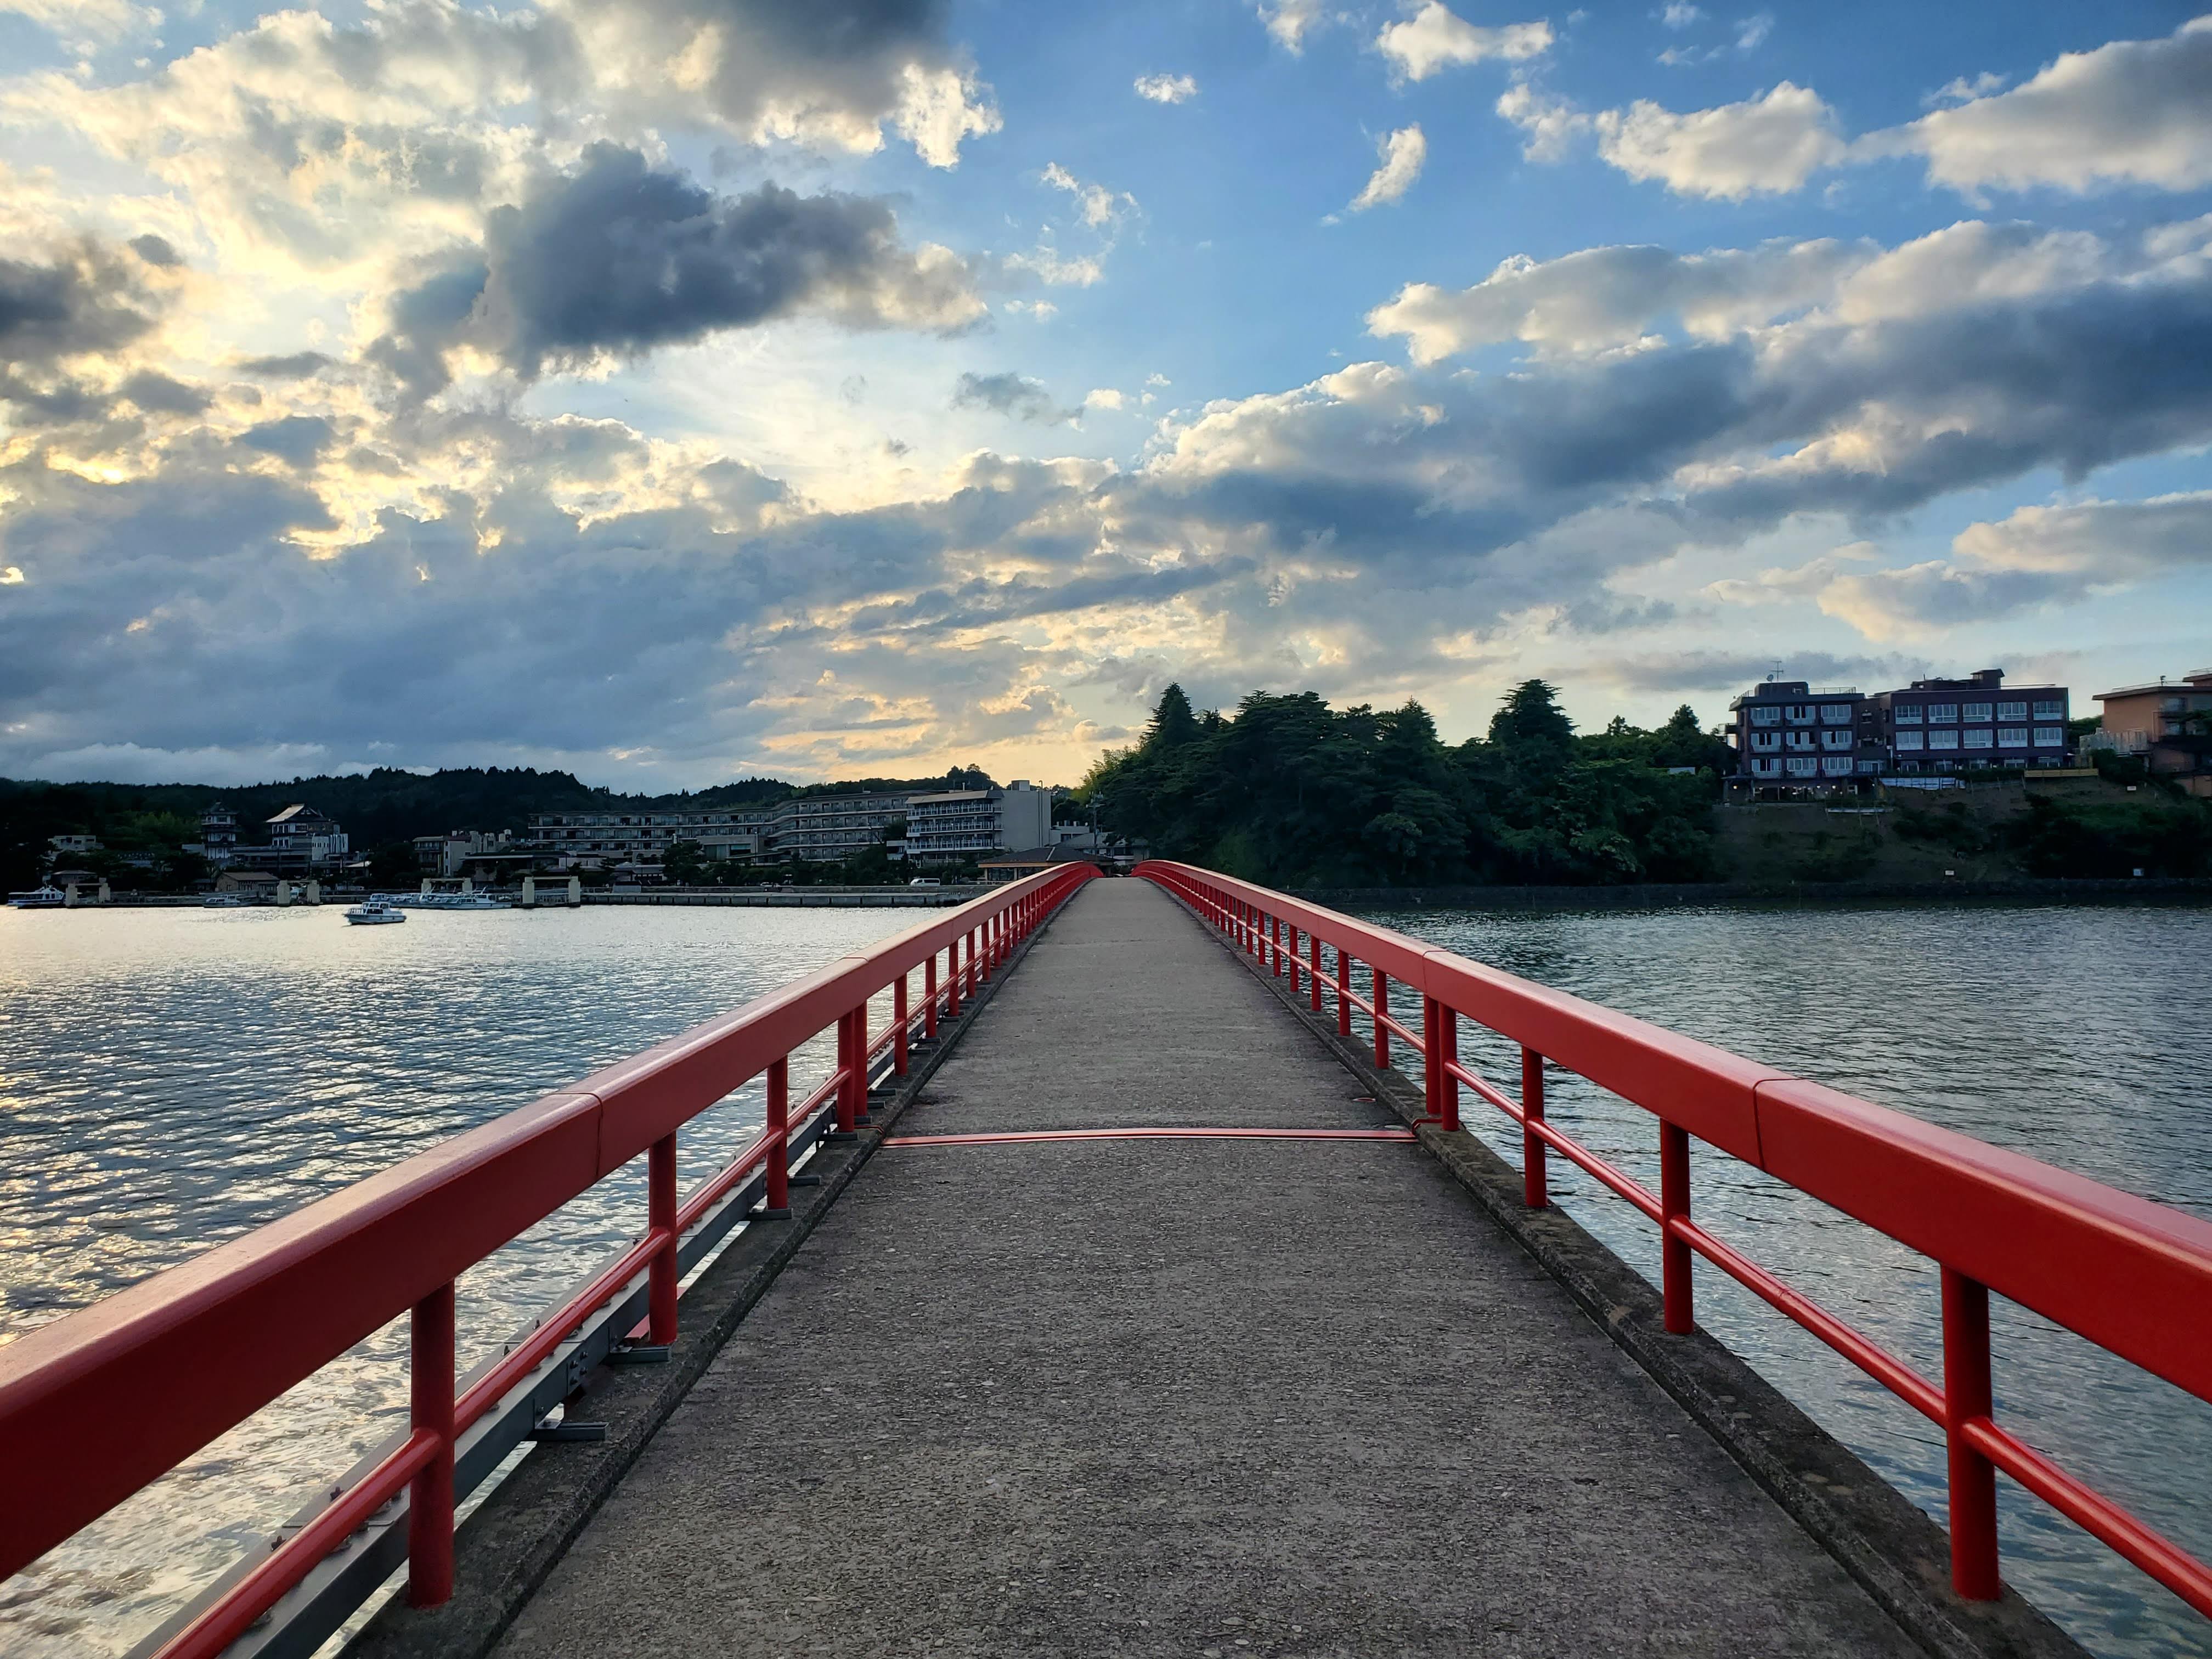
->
left=1661, top=4, right=1704, bottom=27
left=1734, top=11, right=1773, bottom=50
left=370, top=145, right=983, bottom=396
left=1134, top=73, right=1199, bottom=104
left=1, top=237, right=168, bottom=369
left=1495, top=81, right=1592, bottom=163
left=1376, top=3, right=1552, bottom=82
left=1866, top=17, right=2212, bottom=195
left=1256, top=0, right=1332, bottom=53
left=1040, top=162, right=1130, bottom=230
left=1589, top=82, right=1847, bottom=199
left=0, top=0, right=159, bottom=52
left=952, top=372, right=1082, bottom=425
left=1349, top=126, right=1427, bottom=211
left=238, top=414, right=340, bottom=468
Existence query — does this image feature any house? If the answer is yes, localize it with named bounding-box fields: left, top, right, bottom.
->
left=2094, top=669, right=2212, bottom=796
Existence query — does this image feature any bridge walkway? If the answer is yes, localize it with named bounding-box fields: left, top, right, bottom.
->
left=490, top=878, right=1921, bottom=1657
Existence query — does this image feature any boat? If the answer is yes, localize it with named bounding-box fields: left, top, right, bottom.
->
left=7, top=885, right=66, bottom=909
left=202, top=893, right=247, bottom=909
left=344, top=900, right=406, bottom=926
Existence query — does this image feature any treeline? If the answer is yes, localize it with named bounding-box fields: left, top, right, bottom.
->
left=0, top=763, right=1002, bottom=892
left=1077, top=682, right=1734, bottom=887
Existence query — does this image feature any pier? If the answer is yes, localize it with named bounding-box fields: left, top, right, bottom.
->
left=2, top=865, right=2208, bottom=1659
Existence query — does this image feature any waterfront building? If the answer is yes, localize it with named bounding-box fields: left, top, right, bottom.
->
left=48, top=834, right=101, bottom=856
left=2093, top=668, right=2212, bottom=797
left=526, top=807, right=780, bottom=871
left=199, top=803, right=238, bottom=866
left=768, top=792, right=911, bottom=864
left=227, top=804, right=350, bottom=873
left=1726, top=680, right=1883, bottom=792
left=1872, top=670, right=2070, bottom=774
left=905, top=783, right=1053, bottom=865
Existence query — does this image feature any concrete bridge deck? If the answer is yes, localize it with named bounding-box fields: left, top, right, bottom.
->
left=489, top=879, right=1923, bottom=1657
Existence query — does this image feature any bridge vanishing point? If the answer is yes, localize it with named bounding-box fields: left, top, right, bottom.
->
left=2, top=864, right=2209, bottom=1659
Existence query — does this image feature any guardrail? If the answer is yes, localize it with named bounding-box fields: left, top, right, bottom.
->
left=1136, top=859, right=2212, bottom=1622
left=0, top=862, right=1098, bottom=1659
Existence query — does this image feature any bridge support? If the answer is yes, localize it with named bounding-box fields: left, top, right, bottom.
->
left=1942, top=1268, right=2000, bottom=1600
left=408, top=1283, right=455, bottom=1609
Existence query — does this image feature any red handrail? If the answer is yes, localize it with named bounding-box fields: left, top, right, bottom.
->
left=0, top=863, right=1098, bottom=1645
left=1137, top=859, right=2212, bottom=1621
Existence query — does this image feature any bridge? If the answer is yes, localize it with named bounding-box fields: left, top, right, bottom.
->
left=3, top=865, right=2209, bottom=1658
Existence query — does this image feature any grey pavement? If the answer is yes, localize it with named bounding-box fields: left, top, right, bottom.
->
left=491, top=879, right=1920, bottom=1658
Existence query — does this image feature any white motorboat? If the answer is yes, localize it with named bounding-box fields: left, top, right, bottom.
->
left=7, top=885, right=65, bottom=909
left=201, top=893, right=247, bottom=908
left=345, top=900, right=406, bottom=926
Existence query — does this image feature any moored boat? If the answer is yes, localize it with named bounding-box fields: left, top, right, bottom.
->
left=344, top=899, right=406, bottom=926
left=7, top=886, right=66, bottom=909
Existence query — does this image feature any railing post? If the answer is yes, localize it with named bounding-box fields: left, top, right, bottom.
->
left=1661, top=1121, right=1692, bottom=1334
left=764, top=1057, right=791, bottom=1217
left=1335, top=948, right=1352, bottom=1037
left=894, top=972, right=910, bottom=1075
left=947, top=940, right=962, bottom=1016
left=407, top=1282, right=455, bottom=1608
left=1436, top=1001, right=1460, bottom=1131
left=855, top=998, right=872, bottom=1121
left=648, top=1131, right=678, bottom=1344
left=1420, top=996, right=1457, bottom=1128
left=1272, top=916, right=1284, bottom=977
left=835, top=1008, right=860, bottom=1134
left=1521, top=1048, right=1548, bottom=1209
left=924, top=955, right=939, bottom=1040
left=1373, top=969, right=1390, bottom=1066
left=1308, top=933, right=1323, bottom=1012
left=978, top=923, right=991, bottom=984
left=1942, top=1267, right=2002, bottom=1601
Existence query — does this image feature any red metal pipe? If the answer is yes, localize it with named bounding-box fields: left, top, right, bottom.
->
left=1521, top=1048, right=1548, bottom=1209
left=835, top=1010, right=859, bottom=1134
left=1273, top=916, right=1284, bottom=977
left=408, top=1282, right=455, bottom=1607
left=1373, top=969, right=1390, bottom=1066
left=647, top=1133, right=678, bottom=1345
left=1661, top=1121, right=1692, bottom=1335
left=1943, top=1268, right=2001, bottom=1599
left=946, top=939, right=962, bottom=1017
left=1335, top=948, right=1352, bottom=1037
left=1308, top=934, right=1323, bottom=1013
left=894, top=974, right=910, bottom=1076
left=924, top=955, right=939, bottom=1040
left=1436, top=1001, right=1460, bottom=1132
left=765, top=1058, right=791, bottom=1216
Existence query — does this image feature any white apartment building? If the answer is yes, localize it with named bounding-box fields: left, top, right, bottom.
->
left=904, top=783, right=1053, bottom=865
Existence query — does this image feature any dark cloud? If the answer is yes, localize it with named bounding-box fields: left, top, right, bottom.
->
left=118, top=371, right=212, bottom=415
left=1601, top=651, right=1922, bottom=696
left=128, top=234, right=183, bottom=268
left=0, top=241, right=162, bottom=369
left=237, top=351, right=336, bottom=379
left=238, top=415, right=338, bottom=466
left=951, top=371, right=1080, bottom=425
left=371, top=144, right=980, bottom=396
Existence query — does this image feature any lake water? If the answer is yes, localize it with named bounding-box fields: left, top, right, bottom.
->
left=1, top=898, right=2207, bottom=1658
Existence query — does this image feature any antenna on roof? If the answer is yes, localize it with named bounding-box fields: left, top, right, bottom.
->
left=1767, top=661, right=1783, bottom=682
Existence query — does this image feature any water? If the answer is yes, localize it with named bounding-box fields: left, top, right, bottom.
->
left=2, top=900, right=2208, bottom=1658
left=1364, top=900, right=2212, bottom=1659
left=0, top=902, right=915, bottom=1656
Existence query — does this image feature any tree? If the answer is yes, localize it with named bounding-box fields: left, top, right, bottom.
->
left=1145, top=682, right=1200, bottom=750
left=368, top=841, right=419, bottom=887
left=662, top=839, right=709, bottom=885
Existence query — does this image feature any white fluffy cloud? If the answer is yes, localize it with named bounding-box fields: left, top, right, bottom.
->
left=1256, top=0, right=1331, bottom=52
left=1376, top=3, right=1551, bottom=82
left=1870, top=16, right=2212, bottom=195
left=1133, top=72, right=1198, bottom=104
left=1348, top=126, right=1427, bottom=212
left=1590, top=82, right=1846, bottom=199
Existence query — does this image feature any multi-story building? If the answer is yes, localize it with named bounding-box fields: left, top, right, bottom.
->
left=527, top=808, right=779, bottom=870
left=766, top=792, right=911, bottom=864
left=1873, top=670, right=2069, bottom=773
left=196, top=802, right=238, bottom=866
left=1727, top=680, right=1883, bottom=789
left=905, top=783, right=1053, bottom=865
left=229, top=804, right=350, bottom=873
left=2094, top=668, right=2212, bottom=795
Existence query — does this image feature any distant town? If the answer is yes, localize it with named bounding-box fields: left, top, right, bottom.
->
left=4, top=663, right=2209, bottom=901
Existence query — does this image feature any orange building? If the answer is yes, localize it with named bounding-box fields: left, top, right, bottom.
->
left=2094, top=669, right=2212, bottom=797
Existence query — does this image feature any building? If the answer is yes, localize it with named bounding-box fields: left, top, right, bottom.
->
left=198, top=803, right=238, bottom=866
left=48, top=834, right=101, bottom=856
left=2094, top=668, right=2212, bottom=796
left=767, top=792, right=911, bottom=865
left=905, top=783, right=1053, bottom=865
left=526, top=808, right=780, bottom=872
left=1872, top=670, right=2070, bottom=774
left=977, top=844, right=1092, bottom=883
left=1726, top=680, right=1883, bottom=791
left=228, top=804, right=350, bottom=873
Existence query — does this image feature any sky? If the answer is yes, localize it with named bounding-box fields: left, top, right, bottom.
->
left=1, top=0, right=2209, bottom=790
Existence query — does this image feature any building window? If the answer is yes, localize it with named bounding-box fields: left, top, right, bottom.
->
left=1752, top=758, right=1781, bottom=776
left=1822, top=730, right=1852, bottom=750
left=1929, top=704, right=1959, bottom=723
left=1929, top=730, right=1959, bottom=750
left=1895, top=731, right=1925, bottom=751
left=1786, top=731, right=1814, bottom=750
left=1963, top=701, right=1993, bottom=723
left=1964, top=729, right=1993, bottom=749
left=1786, top=757, right=1818, bottom=776
left=1749, top=706, right=1780, bottom=726
left=1752, top=732, right=1779, bottom=752
left=1821, top=757, right=1853, bottom=776
left=1998, top=727, right=2028, bottom=747
left=2032, top=727, right=2064, bottom=747
left=1997, top=701, right=2027, bottom=721
left=1786, top=705, right=1814, bottom=724
left=1893, top=704, right=1922, bottom=723
left=1820, top=704, right=1853, bottom=724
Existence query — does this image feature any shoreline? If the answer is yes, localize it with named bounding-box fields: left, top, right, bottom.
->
left=1296, top=876, right=2212, bottom=911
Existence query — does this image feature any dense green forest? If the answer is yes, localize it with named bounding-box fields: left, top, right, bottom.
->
left=0, top=764, right=997, bottom=892
left=1075, top=681, right=2212, bottom=887
left=1076, top=681, right=1735, bottom=887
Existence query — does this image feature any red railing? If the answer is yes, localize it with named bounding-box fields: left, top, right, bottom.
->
left=1137, top=860, right=2212, bottom=1621
left=0, top=863, right=1097, bottom=1658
